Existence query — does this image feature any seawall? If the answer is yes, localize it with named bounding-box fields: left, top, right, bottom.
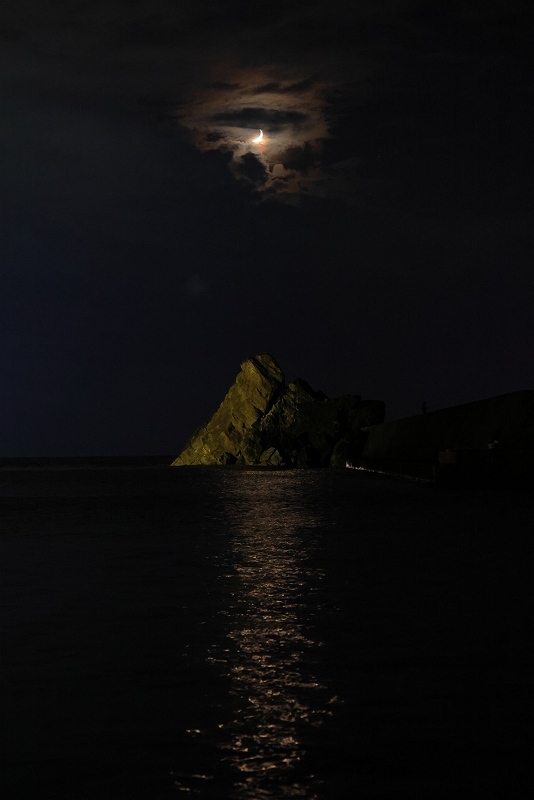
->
left=349, top=390, right=534, bottom=485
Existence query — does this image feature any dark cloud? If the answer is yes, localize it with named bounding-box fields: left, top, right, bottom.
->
left=275, top=144, right=317, bottom=173
left=282, top=75, right=320, bottom=93
left=252, top=75, right=320, bottom=95
left=253, top=82, right=281, bottom=94
left=211, top=107, right=309, bottom=132
left=235, top=152, right=269, bottom=187
left=205, top=81, right=241, bottom=91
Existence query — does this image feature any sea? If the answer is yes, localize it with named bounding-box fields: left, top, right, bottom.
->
left=0, top=459, right=532, bottom=799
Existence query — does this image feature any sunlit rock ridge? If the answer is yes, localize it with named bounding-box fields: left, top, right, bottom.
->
left=172, top=354, right=385, bottom=467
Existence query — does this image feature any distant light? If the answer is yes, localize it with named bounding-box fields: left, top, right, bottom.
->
left=252, top=129, right=264, bottom=143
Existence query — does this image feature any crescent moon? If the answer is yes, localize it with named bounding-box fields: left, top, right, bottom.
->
left=252, top=129, right=263, bottom=143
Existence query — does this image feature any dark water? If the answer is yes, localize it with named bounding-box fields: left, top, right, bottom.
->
left=0, top=465, right=532, bottom=799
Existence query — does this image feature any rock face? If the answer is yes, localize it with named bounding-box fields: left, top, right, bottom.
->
left=172, top=354, right=385, bottom=467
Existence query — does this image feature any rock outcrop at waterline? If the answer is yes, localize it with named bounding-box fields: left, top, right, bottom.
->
left=172, top=354, right=385, bottom=467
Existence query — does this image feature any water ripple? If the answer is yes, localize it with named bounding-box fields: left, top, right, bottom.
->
left=211, top=472, right=329, bottom=799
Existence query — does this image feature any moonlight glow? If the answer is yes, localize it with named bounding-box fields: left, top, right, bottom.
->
left=252, top=129, right=264, bottom=143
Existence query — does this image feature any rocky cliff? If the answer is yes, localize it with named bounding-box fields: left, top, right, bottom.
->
left=172, top=354, right=385, bottom=467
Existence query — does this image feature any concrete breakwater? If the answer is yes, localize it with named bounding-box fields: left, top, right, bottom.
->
left=349, top=390, right=534, bottom=486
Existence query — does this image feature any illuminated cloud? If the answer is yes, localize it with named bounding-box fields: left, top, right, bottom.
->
left=3, top=0, right=527, bottom=210
left=175, top=65, right=333, bottom=200
left=0, top=1, right=399, bottom=203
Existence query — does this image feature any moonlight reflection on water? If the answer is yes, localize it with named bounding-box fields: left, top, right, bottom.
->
left=1, top=466, right=530, bottom=798
left=214, top=471, right=330, bottom=799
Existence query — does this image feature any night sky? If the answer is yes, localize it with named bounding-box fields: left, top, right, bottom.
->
left=2, top=0, right=532, bottom=456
